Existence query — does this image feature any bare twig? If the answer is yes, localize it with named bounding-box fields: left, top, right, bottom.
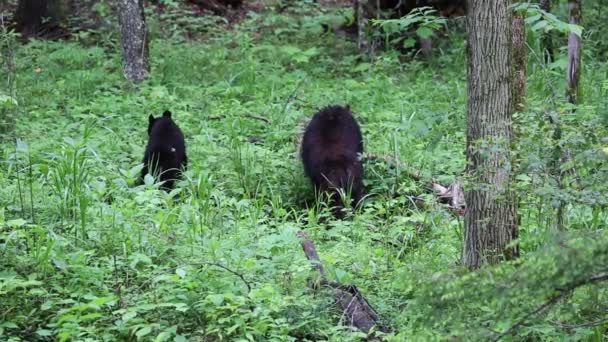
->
left=281, top=79, right=304, bottom=116
left=551, top=318, right=608, bottom=330
left=242, top=113, right=270, bottom=123
left=138, top=262, right=253, bottom=293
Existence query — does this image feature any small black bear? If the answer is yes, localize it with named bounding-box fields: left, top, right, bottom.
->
left=301, top=105, right=364, bottom=214
left=141, top=110, right=187, bottom=190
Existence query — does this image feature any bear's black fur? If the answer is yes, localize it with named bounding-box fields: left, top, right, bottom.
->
left=301, top=105, right=364, bottom=214
left=141, top=110, right=187, bottom=190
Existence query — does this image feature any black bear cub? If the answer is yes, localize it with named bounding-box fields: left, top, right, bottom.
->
left=301, top=105, right=364, bottom=215
left=141, top=110, right=187, bottom=190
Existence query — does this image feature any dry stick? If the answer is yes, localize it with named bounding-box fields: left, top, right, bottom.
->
left=280, top=78, right=304, bottom=117
left=242, top=113, right=270, bottom=123
left=297, top=230, right=391, bottom=335
left=493, top=271, right=608, bottom=341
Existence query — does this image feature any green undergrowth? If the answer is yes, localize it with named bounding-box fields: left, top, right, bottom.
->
left=1, top=2, right=607, bottom=341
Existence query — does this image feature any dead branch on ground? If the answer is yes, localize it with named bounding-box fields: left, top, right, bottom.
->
left=297, top=230, right=391, bottom=336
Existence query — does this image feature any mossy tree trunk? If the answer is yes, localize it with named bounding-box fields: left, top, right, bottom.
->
left=117, top=0, right=150, bottom=84
left=463, top=0, right=519, bottom=269
left=512, top=10, right=526, bottom=111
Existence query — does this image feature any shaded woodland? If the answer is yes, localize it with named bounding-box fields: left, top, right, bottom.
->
left=1, top=0, right=607, bottom=340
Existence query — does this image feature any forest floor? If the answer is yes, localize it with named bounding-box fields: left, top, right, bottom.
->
left=1, top=1, right=607, bottom=341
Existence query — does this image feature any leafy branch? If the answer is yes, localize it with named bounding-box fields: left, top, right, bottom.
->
left=493, top=271, right=608, bottom=341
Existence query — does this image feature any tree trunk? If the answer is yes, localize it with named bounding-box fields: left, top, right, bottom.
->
left=463, top=0, right=519, bottom=269
left=512, top=11, right=526, bottom=111
left=540, top=0, right=553, bottom=63
left=566, top=0, right=581, bottom=104
left=553, top=0, right=582, bottom=230
left=117, top=0, right=150, bottom=84
left=14, top=0, right=63, bottom=38
left=356, top=0, right=369, bottom=53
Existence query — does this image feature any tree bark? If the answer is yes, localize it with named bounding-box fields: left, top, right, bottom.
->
left=540, top=0, right=553, bottom=63
left=512, top=11, right=526, bottom=111
left=117, top=0, right=150, bottom=84
left=14, top=0, right=63, bottom=38
left=566, top=0, right=581, bottom=104
left=463, top=0, right=519, bottom=269
left=356, top=0, right=369, bottom=53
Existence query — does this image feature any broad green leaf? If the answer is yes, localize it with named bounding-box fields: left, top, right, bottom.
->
left=531, top=20, right=549, bottom=32
left=416, top=26, right=434, bottom=39
left=123, top=311, right=137, bottom=321
left=568, top=24, right=583, bottom=37
left=334, top=268, right=348, bottom=283
left=16, top=139, right=28, bottom=153
left=136, top=326, right=152, bottom=338
left=0, top=94, right=18, bottom=108
left=6, top=218, right=27, bottom=227
left=209, top=294, right=224, bottom=306
left=36, top=329, right=53, bottom=337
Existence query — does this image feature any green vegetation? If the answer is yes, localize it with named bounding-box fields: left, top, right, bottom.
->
left=1, top=1, right=607, bottom=340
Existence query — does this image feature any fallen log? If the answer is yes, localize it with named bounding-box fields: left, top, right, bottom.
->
left=187, top=0, right=242, bottom=15
left=297, top=230, right=391, bottom=335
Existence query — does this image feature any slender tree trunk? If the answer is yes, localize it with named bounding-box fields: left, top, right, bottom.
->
left=14, top=0, right=63, bottom=38
left=117, top=0, right=150, bottom=84
left=418, top=0, right=432, bottom=59
left=540, top=0, right=553, bottom=63
left=509, top=10, right=525, bottom=239
left=356, top=0, right=369, bottom=53
left=566, top=0, right=581, bottom=104
left=553, top=0, right=582, bottom=231
left=512, top=11, right=526, bottom=111
left=463, top=0, right=519, bottom=269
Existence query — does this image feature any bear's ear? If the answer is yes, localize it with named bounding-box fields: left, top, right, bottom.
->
left=163, top=110, right=172, bottom=118
left=147, top=115, right=156, bottom=135
left=345, top=104, right=351, bottom=111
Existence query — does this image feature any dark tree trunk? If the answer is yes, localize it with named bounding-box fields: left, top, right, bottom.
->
left=14, top=0, right=63, bottom=38
left=117, top=0, right=150, bottom=84
left=512, top=11, right=526, bottom=111
left=540, top=0, right=553, bottom=63
left=566, top=0, right=581, bottom=104
left=463, top=0, right=519, bottom=269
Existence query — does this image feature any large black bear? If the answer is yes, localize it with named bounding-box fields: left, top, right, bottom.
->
left=141, top=110, right=187, bottom=190
left=301, top=105, right=364, bottom=214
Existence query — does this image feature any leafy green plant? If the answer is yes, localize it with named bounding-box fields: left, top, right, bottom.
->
left=48, top=133, right=95, bottom=238
left=513, top=2, right=583, bottom=37
left=372, top=7, right=447, bottom=49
